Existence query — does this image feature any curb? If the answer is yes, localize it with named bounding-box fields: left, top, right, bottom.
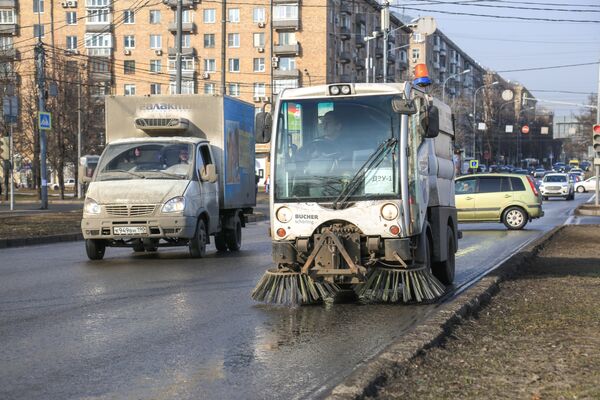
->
left=0, top=214, right=269, bottom=249
left=327, top=225, right=565, bottom=400
left=575, top=204, right=600, bottom=216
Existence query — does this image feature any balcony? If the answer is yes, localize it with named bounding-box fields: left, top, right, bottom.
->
left=388, top=35, right=396, bottom=44
left=356, top=15, right=366, bottom=25
left=341, top=2, right=352, bottom=15
left=0, top=0, right=16, bottom=5
left=273, top=68, right=300, bottom=78
left=0, top=24, right=17, bottom=35
left=375, top=46, right=383, bottom=59
left=86, top=22, right=111, bottom=32
left=168, top=22, right=196, bottom=33
left=90, top=71, right=112, bottom=82
left=163, top=0, right=197, bottom=7
left=387, top=53, right=396, bottom=64
left=439, top=65, right=446, bottom=72
left=397, top=58, right=408, bottom=70
left=168, top=70, right=195, bottom=79
left=339, top=26, right=351, bottom=40
left=0, top=47, right=17, bottom=59
left=439, top=47, right=446, bottom=56
left=433, top=62, right=440, bottom=70
left=273, top=43, right=300, bottom=55
left=450, top=58, right=457, bottom=65
left=355, top=35, right=365, bottom=48
left=168, top=47, right=196, bottom=57
left=339, top=51, right=351, bottom=64
left=87, top=48, right=112, bottom=57
left=433, top=44, right=440, bottom=52
left=355, top=59, right=365, bottom=70
left=273, top=19, right=299, bottom=30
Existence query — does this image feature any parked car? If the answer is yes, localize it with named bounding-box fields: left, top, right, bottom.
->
left=575, top=176, right=599, bottom=193
left=533, top=168, right=546, bottom=178
left=539, top=173, right=575, bottom=200
left=455, top=173, right=544, bottom=230
left=51, top=178, right=76, bottom=191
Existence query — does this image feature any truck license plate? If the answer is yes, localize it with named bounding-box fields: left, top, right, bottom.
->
left=113, top=226, right=147, bottom=235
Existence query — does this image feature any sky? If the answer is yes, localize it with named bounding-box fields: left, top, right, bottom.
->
left=391, top=0, right=600, bottom=120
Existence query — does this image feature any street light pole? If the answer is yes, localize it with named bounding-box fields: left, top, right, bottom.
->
left=381, top=1, right=390, bottom=83
left=472, top=81, right=499, bottom=159
left=442, top=69, right=470, bottom=103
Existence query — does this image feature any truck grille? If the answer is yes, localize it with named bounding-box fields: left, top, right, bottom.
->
left=105, top=204, right=156, bottom=216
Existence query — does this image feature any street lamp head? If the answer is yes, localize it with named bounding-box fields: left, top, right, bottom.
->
left=492, top=81, right=499, bottom=86
left=462, top=69, right=471, bottom=74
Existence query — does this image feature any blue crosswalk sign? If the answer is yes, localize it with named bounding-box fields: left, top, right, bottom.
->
left=39, top=112, right=52, bottom=130
left=469, top=159, right=479, bottom=169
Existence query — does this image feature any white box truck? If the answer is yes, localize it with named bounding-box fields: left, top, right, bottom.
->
left=81, top=95, right=257, bottom=260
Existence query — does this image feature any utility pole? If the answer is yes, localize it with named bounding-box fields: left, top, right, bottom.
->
left=595, top=59, right=599, bottom=207
left=381, top=1, right=390, bottom=83
left=175, top=0, right=183, bottom=94
left=35, top=21, right=48, bottom=209
left=221, top=0, right=227, bottom=95
left=77, top=72, right=82, bottom=199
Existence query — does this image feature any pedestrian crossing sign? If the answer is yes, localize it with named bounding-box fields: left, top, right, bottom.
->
left=39, top=112, right=52, bottom=130
left=469, top=159, right=479, bottom=169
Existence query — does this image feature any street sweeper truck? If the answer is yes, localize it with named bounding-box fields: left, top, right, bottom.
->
left=252, top=77, right=458, bottom=305
left=81, top=94, right=257, bottom=260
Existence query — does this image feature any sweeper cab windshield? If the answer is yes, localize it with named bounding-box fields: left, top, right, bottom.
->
left=274, top=96, right=401, bottom=203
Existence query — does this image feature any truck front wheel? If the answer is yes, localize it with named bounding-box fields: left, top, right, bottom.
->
left=86, top=239, right=106, bottom=260
left=432, top=226, right=455, bottom=285
left=189, top=219, right=207, bottom=258
left=225, top=214, right=242, bottom=251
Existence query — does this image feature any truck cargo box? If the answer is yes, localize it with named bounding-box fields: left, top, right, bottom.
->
left=105, top=95, right=256, bottom=210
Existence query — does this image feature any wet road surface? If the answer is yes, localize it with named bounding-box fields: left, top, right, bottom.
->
left=0, top=193, right=597, bottom=399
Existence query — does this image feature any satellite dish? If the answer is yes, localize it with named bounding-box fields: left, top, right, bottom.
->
left=414, top=17, right=437, bottom=36
left=502, top=90, right=514, bottom=101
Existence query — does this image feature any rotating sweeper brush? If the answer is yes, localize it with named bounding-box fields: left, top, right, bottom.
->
left=251, top=268, right=340, bottom=305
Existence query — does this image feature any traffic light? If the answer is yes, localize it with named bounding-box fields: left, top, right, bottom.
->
left=594, top=124, right=600, bottom=156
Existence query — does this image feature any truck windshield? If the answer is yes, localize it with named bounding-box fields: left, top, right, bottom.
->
left=274, top=95, right=400, bottom=202
left=95, top=142, right=194, bottom=181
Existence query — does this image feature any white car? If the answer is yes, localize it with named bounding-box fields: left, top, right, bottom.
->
left=51, top=178, right=76, bottom=190
left=575, top=176, right=598, bottom=193
left=539, top=173, right=574, bottom=201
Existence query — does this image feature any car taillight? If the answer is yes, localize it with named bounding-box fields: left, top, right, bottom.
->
left=526, top=176, right=539, bottom=196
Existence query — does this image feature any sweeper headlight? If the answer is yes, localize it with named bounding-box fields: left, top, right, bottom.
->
left=328, top=84, right=352, bottom=96
left=275, top=206, right=293, bottom=223
left=381, top=203, right=399, bottom=221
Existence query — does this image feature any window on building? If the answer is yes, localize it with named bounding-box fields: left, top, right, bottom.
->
left=149, top=10, right=160, bottom=24
left=170, top=80, right=195, bottom=94
left=66, top=36, right=77, bottom=50
left=203, top=9, right=216, bottom=23
left=204, top=34, right=215, bottom=48
left=150, top=83, right=161, bottom=95
left=0, top=10, right=14, bottom=24
left=124, top=10, right=135, bottom=24
left=273, top=5, right=298, bottom=20
left=253, top=7, right=265, bottom=23
left=182, top=33, right=191, bottom=48
left=168, top=56, right=195, bottom=71
left=228, top=83, right=240, bottom=97
left=33, top=24, right=45, bottom=38
left=253, top=83, right=266, bottom=97
left=124, top=60, right=135, bottom=74
left=278, top=32, right=295, bottom=45
left=124, top=35, right=135, bottom=48
left=253, top=58, right=265, bottom=72
left=228, top=8, right=240, bottom=23
left=150, top=59, right=161, bottom=73
left=149, top=34, right=162, bottom=49
left=229, top=58, right=240, bottom=72
left=90, top=58, right=109, bottom=72
left=87, top=8, right=110, bottom=24
left=0, top=37, right=13, bottom=50
left=411, top=48, right=420, bottom=59
left=228, top=33, right=240, bottom=48
left=181, top=9, right=192, bottom=23
left=204, top=83, right=215, bottom=95
left=34, top=0, right=44, bottom=13
left=85, top=33, right=112, bottom=48
left=253, top=33, right=265, bottom=47
left=204, top=58, right=216, bottom=72
left=124, top=84, right=136, bottom=96
left=273, top=79, right=298, bottom=94
left=87, top=0, right=109, bottom=6
left=66, top=11, right=77, bottom=25
left=278, top=57, right=296, bottom=71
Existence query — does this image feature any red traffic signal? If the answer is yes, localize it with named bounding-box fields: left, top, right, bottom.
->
left=594, top=124, right=600, bottom=134
left=593, top=124, right=600, bottom=153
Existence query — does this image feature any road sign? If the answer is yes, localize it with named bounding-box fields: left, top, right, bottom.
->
left=505, top=125, right=513, bottom=133
left=477, top=122, right=486, bottom=131
left=39, top=112, right=52, bottom=130
left=521, top=125, right=529, bottom=134
left=469, top=159, right=479, bottom=169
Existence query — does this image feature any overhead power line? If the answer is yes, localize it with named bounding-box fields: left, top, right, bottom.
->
left=496, top=61, right=600, bottom=72
left=405, top=0, right=600, bottom=12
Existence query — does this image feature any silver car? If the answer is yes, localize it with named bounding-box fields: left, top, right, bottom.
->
left=539, top=173, right=575, bottom=201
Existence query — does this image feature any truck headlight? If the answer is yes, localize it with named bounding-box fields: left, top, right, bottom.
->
left=381, top=203, right=399, bottom=221
left=84, top=198, right=101, bottom=215
left=162, top=196, right=185, bottom=213
left=276, top=206, right=292, bottom=223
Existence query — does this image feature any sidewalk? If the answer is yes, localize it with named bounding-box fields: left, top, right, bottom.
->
left=370, top=225, right=600, bottom=400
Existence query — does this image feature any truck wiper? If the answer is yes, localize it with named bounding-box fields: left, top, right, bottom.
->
left=144, top=170, right=187, bottom=179
left=104, top=169, right=146, bottom=179
left=332, top=137, right=397, bottom=210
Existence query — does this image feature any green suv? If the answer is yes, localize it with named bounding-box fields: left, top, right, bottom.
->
left=455, top=173, right=544, bottom=230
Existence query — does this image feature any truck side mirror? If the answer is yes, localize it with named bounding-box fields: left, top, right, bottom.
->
left=200, top=164, right=218, bottom=183
left=421, top=105, right=439, bottom=138
left=255, top=112, right=272, bottom=144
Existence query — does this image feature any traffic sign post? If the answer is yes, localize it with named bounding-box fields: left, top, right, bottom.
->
left=3, top=95, right=17, bottom=210
left=593, top=124, right=600, bottom=207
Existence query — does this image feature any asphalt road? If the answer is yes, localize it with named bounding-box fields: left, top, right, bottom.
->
left=0, top=193, right=597, bottom=400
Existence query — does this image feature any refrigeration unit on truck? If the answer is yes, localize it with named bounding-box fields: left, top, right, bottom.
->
left=81, top=95, right=257, bottom=260
left=252, top=79, right=459, bottom=305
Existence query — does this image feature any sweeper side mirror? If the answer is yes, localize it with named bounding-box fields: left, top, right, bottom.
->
left=391, top=96, right=417, bottom=115
left=255, top=112, right=272, bottom=144
left=421, top=105, right=439, bottom=139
